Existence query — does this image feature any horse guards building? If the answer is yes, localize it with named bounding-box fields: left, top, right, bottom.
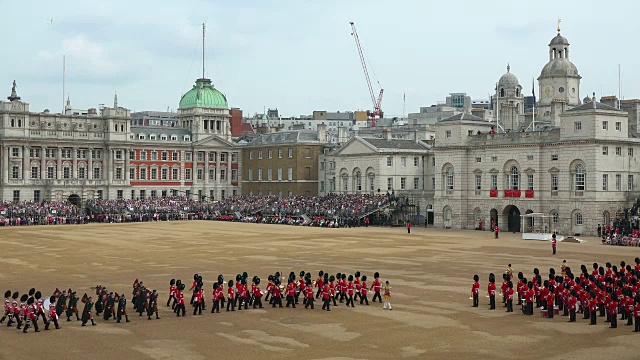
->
left=1, top=26, right=639, bottom=235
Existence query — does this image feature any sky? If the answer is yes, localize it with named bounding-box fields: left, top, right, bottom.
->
left=1, top=0, right=638, bottom=118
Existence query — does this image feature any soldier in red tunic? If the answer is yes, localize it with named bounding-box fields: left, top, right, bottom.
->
left=551, top=234, right=557, bottom=255
left=0, top=290, right=11, bottom=324
left=192, top=286, right=203, bottom=315
left=371, top=272, right=382, bottom=303
left=346, top=275, right=356, bottom=308
left=211, top=283, right=220, bottom=313
left=304, top=279, right=314, bottom=309
left=471, top=275, right=480, bottom=308
left=166, top=279, right=176, bottom=309
left=589, top=291, right=598, bottom=325
left=487, top=273, right=496, bottom=310
left=285, top=279, right=296, bottom=308
left=226, top=280, right=236, bottom=312
left=505, top=281, right=514, bottom=313
left=568, top=290, right=577, bottom=322
left=321, top=282, right=331, bottom=311
left=360, top=275, right=370, bottom=305
left=22, top=297, right=39, bottom=333
left=252, top=278, right=264, bottom=309
left=44, top=295, right=60, bottom=330
left=315, top=271, right=325, bottom=299
left=525, top=281, right=534, bottom=315
left=329, top=275, right=338, bottom=307
left=634, top=296, right=640, bottom=332
left=175, top=284, right=186, bottom=317
left=354, top=272, right=362, bottom=303
left=546, top=285, right=555, bottom=318
left=271, top=278, right=283, bottom=308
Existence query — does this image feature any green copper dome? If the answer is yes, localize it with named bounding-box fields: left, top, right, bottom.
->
left=179, top=78, right=228, bottom=109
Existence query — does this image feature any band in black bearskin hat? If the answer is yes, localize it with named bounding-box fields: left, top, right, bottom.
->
left=315, top=270, right=325, bottom=299
left=304, top=278, right=314, bottom=309
left=371, top=272, right=382, bottom=303
left=252, top=277, right=264, bottom=309
left=81, top=295, right=96, bottom=326
left=44, top=295, right=60, bottom=330
left=346, top=275, right=355, bottom=308
left=272, top=277, right=283, bottom=308
left=167, top=279, right=177, bottom=309
left=226, top=280, right=236, bottom=312
left=34, top=291, right=49, bottom=326
left=211, top=282, right=221, bottom=313
left=189, top=273, right=199, bottom=305
left=354, top=271, right=361, bottom=302
left=285, top=277, right=296, bottom=308
left=22, top=296, right=39, bottom=333
left=175, top=282, right=186, bottom=317
left=0, top=290, right=11, bottom=324
left=488, top=273, right=496, bottom=310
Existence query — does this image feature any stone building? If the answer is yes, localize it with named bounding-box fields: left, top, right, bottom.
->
left=0, top=76, right=241, bottom=204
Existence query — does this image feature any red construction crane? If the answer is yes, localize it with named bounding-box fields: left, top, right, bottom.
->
left=350, top=21, right=383, bottom=128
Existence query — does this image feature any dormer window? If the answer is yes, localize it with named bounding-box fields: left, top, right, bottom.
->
left=161, top=135, right=167, bottom=141
left=171, top=135, right=177, bottom=141
left=138, top=134, right=145, bottom=140
left=149, top=135, right=157, bottom=140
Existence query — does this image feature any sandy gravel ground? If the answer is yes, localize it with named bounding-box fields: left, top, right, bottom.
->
left=0, top=222, right=639, bottom=360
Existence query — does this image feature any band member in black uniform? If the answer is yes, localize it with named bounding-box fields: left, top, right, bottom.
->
left=117, top=293, right=131, bottom=323
left=81, top=296, right=96, bottom=326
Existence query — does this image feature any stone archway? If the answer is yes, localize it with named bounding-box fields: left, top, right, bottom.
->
left=490, top=209, right=498, bottom=230
left=68, top=194, right=81, bottom=207
left=503, top=205, right=521, bottom=233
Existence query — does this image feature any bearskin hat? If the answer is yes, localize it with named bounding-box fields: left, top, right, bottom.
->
left=517, top=272, right=523, bottom=280
left=213, top=282, right=219, bottom=290
left=543, top=280, right=549, bottom=288
left=198, top=275, right=203, bottom=282
left=336, top=272, right=342, bottom=280
left=228, top=280, right=234, bottom=287
left=508, top=281, right=513, bottom=288
left=51, top=296, right=57, bottom=303
left=319, top=270, right=324, bottom=277
left=635, top=257, right=640, bottom=265
left=274, top=278, right=280, bottom=285
left=255, top=278, right=261, bottom=285
left=374, top=272, right=380, bottom=279
left=253, top=275, right=259, bottom=282
left=193, top=273, right=199, bottom=280
left=299, top=270, right=305, bottom=277
left=536, top=277, right=542, bottom=286
left=599, top=267, right=605, bottom=276
left=35, top=291, right=41, bottom=300
left=27, top=297, right=34, bottom=304
left=330, top=275, right=336, bottom=282
left=527, top=281, right=533, bottom=289
left=323, top=273, right=329, bottom=281
left=178, top=284, right=185, bottom=291
left=194, top=286, right=200, bottom=293
left=533, top=268, right=539, bottom=275
left=549, top=268, right=555, bottom=275
left=242, top=272, right=248, bottom=278
left=20, top=294, right=28, bottom=302
left=275, top=272, right=281, bottom=278
left=361, top=275, right=367, bottom=282
left=218, top=274, right=224, bottom=282
left=341, top=274, right=347, bottom=280
left=606, top=262, right=612, bottom=268
left=241, top=278, right=247, bottom=285
left=348, top=275, right=354, bottom=282
left=170, top=279, right=176, bottom=286
left=176, top=280, right=182, bottom=287
left=287, top=278, right=293, bottom=284
left=306, top=278, right=312, bottom=286
left=473, top=274, right=479, bottom=282
left=488, top=273, right=495, bottom=283
left=4, top=290, right=10, bottom=298
left=355, top=271, right=361, bottom=278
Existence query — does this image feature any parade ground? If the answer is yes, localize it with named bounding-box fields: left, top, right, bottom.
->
left=1, top=222, right=639, bottom=360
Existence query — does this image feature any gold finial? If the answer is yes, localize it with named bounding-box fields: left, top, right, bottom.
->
left=557, top=18, right=561, bottom=35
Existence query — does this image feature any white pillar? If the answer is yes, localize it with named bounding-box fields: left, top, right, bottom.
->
left=88, top=148, right=93, bottom=180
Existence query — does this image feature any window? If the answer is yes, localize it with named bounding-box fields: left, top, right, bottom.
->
left=79, top=167, right=85, bottom=179
left=151, top=152, right=158, bottom=161
left=575, top=165, right=585, bottom=191
left=552, top=212, right=559, bottom=224
left=220, top=168, right=226, bottom=181
left=278, top=149, right=283, bottom=159
left=172, top=168, right=178, bottom=180
left=232, top=153, right=237, bottom=163
left=97, top=190, right=103, bottom=200
left=219, top=153, right=226, bottom=162
left=185, top=152, right=192, bottom=161
left=140, top=168, right=147, bottom=180
left=491, top=174, right=497, bottom=190
left=140, top=151, right=147, bottom=160
left=602, top=146, right=608, bottom=156
left=288, top=148, right=293, bottom=158
left=117, top=190, right=123, bottom=200
left=616, top=147, right=622, bottom=156
left=602, top=121, right=608, bottom=130
left=161, top=135, right=167, bottom=141
left=551, top=175, right=558, bottom=191
left=527, top=174, right=534, bottom=190
left=64, top=167, right=71, bottom=179
left=162, top=168, right=168, bottom=180
left=258, top=169, right=263, bottom=181
left=320, top=181, right=325, bottom=192
left=527, top=155, right=534, bottom=161
left=13, top=190, right=19, bottom=202
left=139, top=190, right=146, bottom=199
left=475, top=174, right=481, bottom=190
left=446, top=167, right=454, bottom=191
left=616, top=174, right=622, bottom=191
left=171, top=135, right=177, bottom=141
left=115, top=150, right=122, bottom=160
left=602, top=174, right=608, bottom=191
left=209, top=168, right=215, bottom=180
left=320, top=162, right=325, bottom=171
left=387, top=177, right=393, bottom=190
left=629, top=175, right=634, bottom=191
left=151, top=168, right=157, bottom=180
left=11, top=166, right=19, bottom=179
left=491, top=156, right=497, bottom=162
left=629, top=148, right=634, bottom=157
left=401, top=157, right=407, bottom=167
left=304, top=148, right=311, bottom=158
left=575, top=213, right=583, bottom=226
left=445, top=130, right=451, bottom=138
left=414, top=157, right=419, bottom=166
left=11, top=148, right=19, bottom=157
left=468, top=130, right=473, bottom=136
left=33, top=190, right=40, bottom=203
left=185, top=168, right=192, bottom=180
left=197, top=152, right=204, bottom=162
left=197, top=168, right=203, bottom=180
left=551, top=155, right=558, bottom=161
left=30, top=148, right=41, bottom=158
left=616, top=122, right=621, bottom=131
left=277, top=168, right=282, bottom=181
left=267, top=168, right=272, bottom=181
left=31, top=167, right=39, bottom=179
left=400, top=177, right=406, bottom=190
left=93, top=167, right=100, bottom=180
left=150, top=135, right=157, bottom=140
left=509, top=166, right=519, bottom=190
left=387, top=157, right=393, bottom=166
left=162, top=152, right=168, bottom=161
left=268, top=149, right=272, bottom=159
left=574, top=121, right=581, bottom=131
left=287, top=168, right=292, bottom=181
left=129, top=151, right=135, bottom=160
left=258, top=151, right=263, bottom=159
left=432, top=158, right=436, bottom=167
left=249, top=151, right=253, bottom=160
left=476, top=157, right=481, bottom=163
left=413, top=177, right=419, bottom=190
left=46, top=148, right=56, bottom=158
left=432, top=177, right=436, bottom=190
left=129, top=168, right=135, bottom=180
left=231, top=169, right=237, bottom=181
left=151, top=190, right=157, bottom=199
left=138, top=134, right=146, bottom=140
left=172, top=152, right=178, bottom=161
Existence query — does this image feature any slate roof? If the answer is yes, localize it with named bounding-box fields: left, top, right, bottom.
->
left=566, top=101, right=622, bottom=112
left=363, top=138, right=430, bottom=151
left=439, top=112, right=489, bottom=123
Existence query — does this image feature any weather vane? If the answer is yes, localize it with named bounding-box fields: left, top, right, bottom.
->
left=557, top=18, right=561, bottom=34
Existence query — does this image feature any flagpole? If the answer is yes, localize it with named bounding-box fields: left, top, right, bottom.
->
left=402, top=91, right=406, bottom=120
left=532, top=78, right=535, bottom=131
left=495, top=83, right=499, bottom=132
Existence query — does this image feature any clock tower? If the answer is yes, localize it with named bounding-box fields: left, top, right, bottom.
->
left=537, top=21, right=581, bottom=119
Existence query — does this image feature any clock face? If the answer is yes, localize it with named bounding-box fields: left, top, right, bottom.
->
left=559, top=87, right=565, bottom=93
left=543, top=86, right=553, bottom=98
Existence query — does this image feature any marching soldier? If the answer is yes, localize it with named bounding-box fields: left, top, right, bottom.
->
left=471, top=275, right=480, bottom=308
left=252, top=278, right=264, bottom=309
left=371, top=272, right=382, bottom=303
left=175, top=283, right=186, bottom=317
left=117, top=293, right=131, bottom=323
left=487, top=273, right=496, bottom=310
left=147, top=290, right=160, bottom=320
left=167, top=279, right=176, bottom=309
left=360, top=275, right=370, bottom=305
left=103, top=292, right=116, bottom=321
left=315, top=271, right=325, bottom=299
left=329, top=275, right=338, bottom=307
left=66, top=291, right=80, bottom=321
left=285, top=279, right=296, bottom=308
left=192, top=286, right=203, bottom=315
left=56, top=289, right=67, bottom=319
left=346, top=275, right=355, bottom=308
left=22, top=297, right=39, bottom=333
left=18, top=294, right=28, bottom=329
left=304, top=279, right=314, bottom=309
left=211, top=283, right=222, bottom=313
left=34, top=291, right=49, bottom=326
left=505, top=281, right=514, bottom=313
left=44, top=295, right=60, bottom=330
left=321, top=280, right=331, bottom=311
left=226, top=280, right=236, bottom=312
left=81, top=295, right=96, bottom=326
left=1, top=290, right=11, bottom=324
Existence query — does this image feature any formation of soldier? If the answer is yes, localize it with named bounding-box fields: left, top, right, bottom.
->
left=471, top=257, right=640, bottom=332
left=1, top=270, right=390, bottom=334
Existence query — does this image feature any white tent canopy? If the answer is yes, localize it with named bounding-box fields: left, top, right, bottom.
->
left=520, top=213, right=563, bottom=241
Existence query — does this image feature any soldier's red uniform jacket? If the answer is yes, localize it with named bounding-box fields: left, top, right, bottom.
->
left=3, top=299, right=9, bottom=312
left=501, top=281, right=508, bottom=296
left=634, top=303, right=640, bottom=318
left=316, top=277, right=324, bottom=289
left=21, top=302, right=27, bottom=317
left=546, top=292, right=554, bottom=308
left=27, top=304, right=36, bottom=320
left=487, top=282, right=496, bottom=297
left=517, top=280, right=524, bottom=296
left=193, top=291, right=202, bottom=304
left=589, top=298, right=597, bottom=312
left=322, top=285, right=330, bottom=300
left=361, top=282, right=368, bottom=296
left=298, top=279, right=305, bottom=291
left=266, top=282, right=274, bottom=295
left=471, top=281, right=480, bottom=295
left=347, top=282, right=354, bottom=296
left=373, top=279, right=381, bottom=292
left=354, top=278, right=361, bottom=293
left=306, top=285, right=313, bottom=299
left=287, top=283, right=296, bottom=297
left=36, top=299, right=44, bottom=313
left=540, top=287, right=549, bottom=301
left=49, top=303, right=57, bottom=318
left=253, top=286, right=263, bottom=299
left=610, top=300, right=618, bottom=315
left=169, top=285, right=176, bottom=297
left=227, top=287, right=235, bottom=299
left=329, top=281, right=336, bottom=296
left=525, top=289, right=534, bottom=303
left=272, top=286, right=281, bottom=298
left=626, top=297, right=634, bottom=314
left=177, top=291, right=185, bottom=305
left=505, top=287, right=514, bottom=301
left=190, top=280, right=198, bottom=291
left=568, top=296, right=577, bottom=311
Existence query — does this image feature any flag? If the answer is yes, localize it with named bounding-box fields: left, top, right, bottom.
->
left=532, top=79, right=536, bottom=103
left=403, top=92, right=406, bottom=102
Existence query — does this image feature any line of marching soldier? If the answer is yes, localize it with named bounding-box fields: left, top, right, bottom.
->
left=471, top=257, right=640, bottom=332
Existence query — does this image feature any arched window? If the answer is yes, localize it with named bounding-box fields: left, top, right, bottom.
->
left=444, top=207, right=452, bottom=220
left=516, top=88, right=520, bottom=97
left=510, top=166, right=519, bottom=190
left=575, top=164, right=585, bottom=191
left=602, top=211, right=610, bottom=226
left=575, top=212, right=583, bottom=226
left=354, top=171, right=362, bottom=192
left=552, top=212, right=559, bottom=224
left=500, top=88, right=505, bottom=97
left=446, top=167, right=454, bottom=191
left=342, top=174, right=348, bottom=193
left=368, top=173, right=375, bottom=192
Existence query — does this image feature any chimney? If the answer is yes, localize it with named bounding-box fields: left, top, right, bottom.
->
left=411, top=129, right=419, bottom=142
left=317, top=124, right=327, bottom=143
left=383, top=128, right=391, bottom=141
left=338, top=126, right=348, bottom=144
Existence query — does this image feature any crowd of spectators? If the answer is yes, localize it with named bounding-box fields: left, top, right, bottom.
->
left=0, top=194, right=390, bottom=228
